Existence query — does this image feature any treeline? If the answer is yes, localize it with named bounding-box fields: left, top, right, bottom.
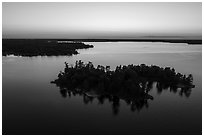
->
left=2, top=39, right=93, bottom=56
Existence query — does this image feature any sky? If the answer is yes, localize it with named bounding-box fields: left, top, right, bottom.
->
left=2, top=2, right=202, bottom=39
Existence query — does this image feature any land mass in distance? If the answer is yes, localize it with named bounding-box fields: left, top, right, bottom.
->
left=57, top=38, right=202, bottom=44
left=2, top=39, right=94, bottom=56
left=2, top=38, right=202, bottom=57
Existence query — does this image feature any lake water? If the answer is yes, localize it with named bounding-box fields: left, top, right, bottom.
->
left=2, top=42, right=202, bottom=135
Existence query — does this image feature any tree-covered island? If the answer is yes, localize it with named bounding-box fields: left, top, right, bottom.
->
left=51, top=61, right=195, bottom=108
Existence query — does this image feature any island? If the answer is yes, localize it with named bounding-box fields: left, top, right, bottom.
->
left=2, top=39, right=94, bottom=56
left=51, top=61, right=195, bottom=114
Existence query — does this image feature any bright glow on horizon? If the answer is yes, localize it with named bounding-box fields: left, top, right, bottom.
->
left=2, top=2, right=202, bottom=39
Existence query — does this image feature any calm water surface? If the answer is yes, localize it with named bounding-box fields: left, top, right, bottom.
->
left=3, top=42, right=202, bottom=134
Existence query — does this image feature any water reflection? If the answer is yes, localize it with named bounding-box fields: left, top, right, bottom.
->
left=54, top=79, right=193, bottom=115
left=156, top=82, right=192, bottom=98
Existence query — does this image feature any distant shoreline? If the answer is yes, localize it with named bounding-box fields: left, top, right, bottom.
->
left=3, top=38, right=202, bottom=45
left=57, top=39, right=202, bottom=45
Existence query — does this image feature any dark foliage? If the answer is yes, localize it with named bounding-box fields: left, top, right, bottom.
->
left=51, top=61, right=195, bottom=114
left=2, top=39, right=93, bottom=56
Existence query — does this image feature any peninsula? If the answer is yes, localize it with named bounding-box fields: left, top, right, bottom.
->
left=2, top=39, right=94, bottom=56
